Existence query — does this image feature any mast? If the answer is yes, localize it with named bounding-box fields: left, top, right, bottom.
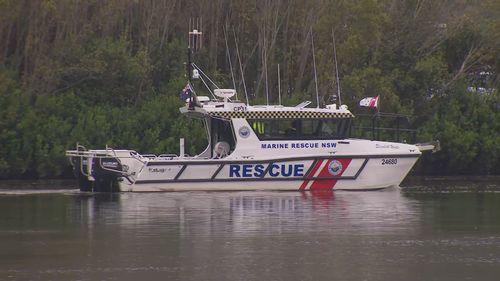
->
left=187, top=18, right=202, bottom=109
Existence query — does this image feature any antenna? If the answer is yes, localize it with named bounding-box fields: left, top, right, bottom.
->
left=233, top=29, right=250, bottom=106
left=223, top=25, right=237, bottom=100
left=264, top=35, right=269, bottom=106
left=278, top=64, right=282, bottom=105
left=311, top=28, right=320, bottom=108
left=188, top=19, right=203, bottom=51
left=332, top=29, right=342, bottom=105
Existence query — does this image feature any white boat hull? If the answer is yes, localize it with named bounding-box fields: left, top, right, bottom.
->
left=67, top=126, right=425, bottom=192
left=66, top=147, right=419, bottom=192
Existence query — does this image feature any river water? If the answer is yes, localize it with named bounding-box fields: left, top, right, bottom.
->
left=1, top=181, right=500, bottom=281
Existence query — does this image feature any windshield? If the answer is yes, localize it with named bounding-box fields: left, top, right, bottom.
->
left=248, top=118, right=351, bottom=140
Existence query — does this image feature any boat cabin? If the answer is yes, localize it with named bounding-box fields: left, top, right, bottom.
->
left=180, top=92, right=354, bottom=159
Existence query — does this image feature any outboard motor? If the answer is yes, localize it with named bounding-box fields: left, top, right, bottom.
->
left=90, top=156, right=122, bottom=192
left=68, top=147, right=122, bottom=192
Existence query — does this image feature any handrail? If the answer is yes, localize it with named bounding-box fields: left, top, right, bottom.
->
left=158, top=154, right=178, bottom=160
left=79, top=157, right=92, bottom=179
left=142, top=154, right=158, bottom=160
left=351, top=112, right=417, bottom=143
left=66, top=150, right=135, bottom=159
left=66, top=149, right=206, bottom=162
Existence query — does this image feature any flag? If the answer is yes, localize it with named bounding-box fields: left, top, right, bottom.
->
left=359, top=96, right=379, bottom=108
left=180, top=83, right=193, bottom=101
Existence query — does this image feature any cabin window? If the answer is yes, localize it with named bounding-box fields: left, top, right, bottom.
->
left=248, top=119, right=351, bottom=140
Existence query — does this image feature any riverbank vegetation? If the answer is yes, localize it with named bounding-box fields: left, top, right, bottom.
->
left=0, top=0, right=499, bottom=178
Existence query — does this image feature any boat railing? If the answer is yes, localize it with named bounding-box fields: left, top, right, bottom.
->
left=66, top=144, right=217, bottom=163
left=157, top=154, right=176, bottom=160
left=351, top=112, right=418, bottom=143
left=66, top=150, right=116, bottom=158
left=141, top=154, right=159, bottom=160
left=141, top=153, right=211, bottom=160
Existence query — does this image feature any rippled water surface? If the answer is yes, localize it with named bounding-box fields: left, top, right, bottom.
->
left=1, top=181, right=500, bottom=281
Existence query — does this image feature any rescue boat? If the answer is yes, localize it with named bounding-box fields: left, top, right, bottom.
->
left=65, top=27, right=438, bottom=192
left=66, top=88, right=438, bottom=192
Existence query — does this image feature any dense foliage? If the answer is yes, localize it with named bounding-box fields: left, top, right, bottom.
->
left=0, top=0, right=498, bottom=178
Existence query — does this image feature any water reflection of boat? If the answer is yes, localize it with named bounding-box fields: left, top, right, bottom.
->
left=66, top=27, right=437, bottom=192
left=73, top=190, right=417, bottom=236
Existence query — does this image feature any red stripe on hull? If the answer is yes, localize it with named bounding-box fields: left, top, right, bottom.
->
left=299, top=159, right=324, bottom=190
left=309, top=158, right=352, bottom=190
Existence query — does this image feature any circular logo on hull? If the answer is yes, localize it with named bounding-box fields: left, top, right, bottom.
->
left=328, top=160, right=343, bottom=176
left=238, top=126, right=251, bottom=138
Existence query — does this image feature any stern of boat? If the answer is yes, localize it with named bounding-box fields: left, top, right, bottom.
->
left=66, top=145, right=132, bottom=192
